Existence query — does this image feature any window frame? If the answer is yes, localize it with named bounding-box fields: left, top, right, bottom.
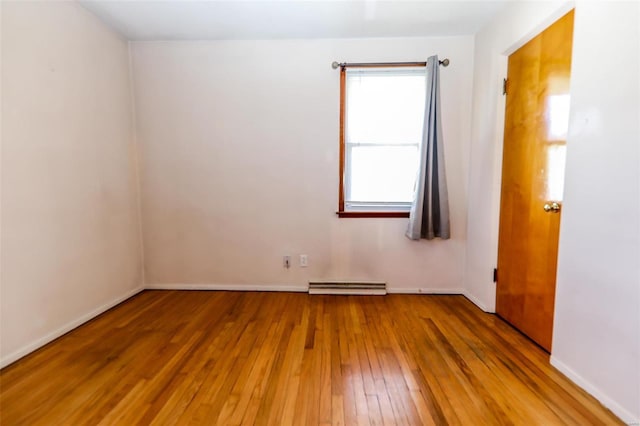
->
left=337, top=64, right=426, bottom=218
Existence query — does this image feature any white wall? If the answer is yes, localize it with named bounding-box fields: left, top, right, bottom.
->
left=466, top=0, right=640, bottom=422
left=131, top=37, right=474, bottom=293
left=552, top=2, right=640, bottom=423
left=1, top=1, right=143, bottom=367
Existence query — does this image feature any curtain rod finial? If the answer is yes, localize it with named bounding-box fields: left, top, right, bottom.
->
left=331, top=61, right=341, bottom=69
left=439, top=58, right=450, bottom=67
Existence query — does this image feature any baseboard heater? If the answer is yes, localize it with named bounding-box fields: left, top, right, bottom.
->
left=308, top=281, right=387, bottom=295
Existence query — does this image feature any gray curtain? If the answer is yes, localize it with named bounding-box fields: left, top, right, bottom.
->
left=406, top=55, right=450, bottom=240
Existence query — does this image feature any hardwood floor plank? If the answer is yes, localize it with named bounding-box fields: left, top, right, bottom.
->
left=430, top=316, right=541, bottom=424
left=331, top=394, right=346, bottom=426
left=0, top=292, right=624, bottom=425
left=318, top=309, right=333, bottom=425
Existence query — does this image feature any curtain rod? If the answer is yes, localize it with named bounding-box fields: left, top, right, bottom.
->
left=331, top=59, right=449, bottom=69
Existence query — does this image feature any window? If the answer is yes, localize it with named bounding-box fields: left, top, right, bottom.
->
left=338, top=66, right=426, bottom=218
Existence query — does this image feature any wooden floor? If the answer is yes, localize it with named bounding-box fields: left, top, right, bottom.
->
left=0, top=291, right=622, bottom=425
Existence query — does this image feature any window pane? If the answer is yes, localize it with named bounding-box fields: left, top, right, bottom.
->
left=346, top=70, right=425, bottom=145
left=348, top=145, right=419, bottom=203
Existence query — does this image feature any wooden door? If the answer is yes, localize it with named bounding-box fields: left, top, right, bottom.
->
left=496, top=10, right=574, bottom=352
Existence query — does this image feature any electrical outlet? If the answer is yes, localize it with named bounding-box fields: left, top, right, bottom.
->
left=283, top=255, right=291, bottom=269
left=300, top=254, right=308, bottom=267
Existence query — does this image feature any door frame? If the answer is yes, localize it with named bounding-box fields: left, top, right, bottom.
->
left=487, top=2, right=575, bottom=313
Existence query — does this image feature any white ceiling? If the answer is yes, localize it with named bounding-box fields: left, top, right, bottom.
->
left=79, top=0, right=508, bottom=41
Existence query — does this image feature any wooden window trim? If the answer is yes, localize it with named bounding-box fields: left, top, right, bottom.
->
left=336, top=211, right=410, bottom=218
left=338, top=67, right=346, bottom=213
left=337, top=64, right=422, bottom=219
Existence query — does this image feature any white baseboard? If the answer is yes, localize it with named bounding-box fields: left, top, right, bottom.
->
left=147, top=284, right=470, bottom=297
left=145, top=283, right=308, bottom=293
left=462, top=290, right=493, bottom=313
left=0, top=286, right=144, bottom=369
left=550, top=356, right=639, bottom=425
left=387, top=287, right=465, bottom=295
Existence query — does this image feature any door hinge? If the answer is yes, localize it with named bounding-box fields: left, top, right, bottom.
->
left=502, top=78, right=508, bottom=96
left=493, top=268, right=498, bottom=283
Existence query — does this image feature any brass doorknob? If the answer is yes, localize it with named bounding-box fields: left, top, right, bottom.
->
left=543, top=202, right=561, bottom=213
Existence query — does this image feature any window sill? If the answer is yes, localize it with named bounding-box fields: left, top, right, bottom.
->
left=336, top=211, right=410, bottom=218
